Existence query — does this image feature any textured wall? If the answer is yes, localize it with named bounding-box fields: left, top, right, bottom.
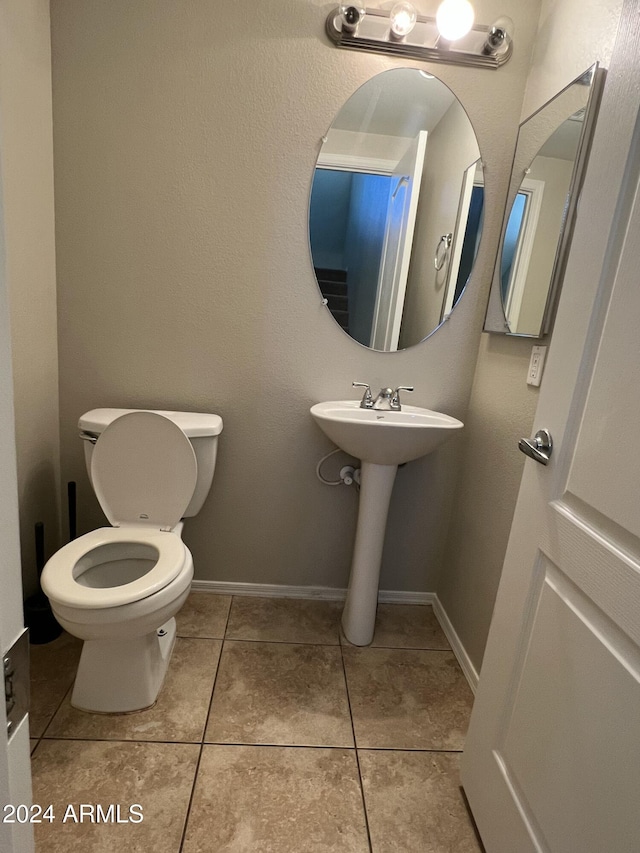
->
left=438, top=333, right=538, bottom=669
left=0, top=0, right=60, bottom=596
left=50, top=0, right=539, bottom=593
left=522, top=0, right=623, bottom=120
left=438, top=0, right=623, bottom=673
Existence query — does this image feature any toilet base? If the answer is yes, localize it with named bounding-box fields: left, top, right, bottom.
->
left=71, top=618, right=177, bottom=713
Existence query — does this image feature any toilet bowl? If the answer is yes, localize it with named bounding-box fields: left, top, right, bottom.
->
left=41, top=408, right=222, bottom=713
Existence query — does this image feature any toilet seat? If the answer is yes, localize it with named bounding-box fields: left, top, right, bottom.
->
left=41, top=527, right=188, bottom=610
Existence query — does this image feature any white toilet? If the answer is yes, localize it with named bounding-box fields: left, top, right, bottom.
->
left=41, top=407, right=223, bottom=714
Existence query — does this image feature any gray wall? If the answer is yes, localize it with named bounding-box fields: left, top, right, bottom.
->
left=50, top=0, right=540, bottom=595
left=438, top=0, right=623, bottom=674
left=438, top=333, right=538, bottom=669
left=1, top=0, right=60, bottom=596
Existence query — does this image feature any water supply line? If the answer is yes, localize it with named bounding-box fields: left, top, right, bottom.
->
left=316, top=448, right=343, bottom=485
left=316, top=448, right=361, bottom=490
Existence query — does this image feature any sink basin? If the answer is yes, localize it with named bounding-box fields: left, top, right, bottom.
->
left=310, top=400, right=463, bottom=465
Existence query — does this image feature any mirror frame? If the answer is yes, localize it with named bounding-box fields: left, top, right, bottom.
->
left=484, top=64, right=606, bottom=337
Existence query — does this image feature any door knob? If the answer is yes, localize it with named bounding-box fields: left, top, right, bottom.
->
left=518, top=428, right=553, bottom=465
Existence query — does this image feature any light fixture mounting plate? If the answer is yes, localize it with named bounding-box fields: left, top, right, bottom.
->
left=325, top=6, right=512, bottom=69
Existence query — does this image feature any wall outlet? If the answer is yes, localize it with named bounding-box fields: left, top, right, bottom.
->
left=527, top=345, right=547, bottom=387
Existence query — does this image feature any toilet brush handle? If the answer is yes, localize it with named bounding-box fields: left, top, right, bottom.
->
left=35, top=522, right=45, bottom=578
left=68, top=481, right=77, bottom=541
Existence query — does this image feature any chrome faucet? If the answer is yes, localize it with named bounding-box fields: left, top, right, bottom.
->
left=353, top=382, right=414, bottom=411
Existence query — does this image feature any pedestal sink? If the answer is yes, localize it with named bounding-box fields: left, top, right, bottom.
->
left=310, top=400, right=463, bottom=645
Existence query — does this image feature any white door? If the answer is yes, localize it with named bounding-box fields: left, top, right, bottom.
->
left=440, top=160, right=484, bottom=321
left=461, top=13, right=640, bottom=853
left=370, top=130, right=427, bottom=351
left=0, top=192, right=34, bottom=851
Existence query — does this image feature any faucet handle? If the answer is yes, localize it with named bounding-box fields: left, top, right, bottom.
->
left=391, top=386, right=414, bottom=410
left=353, top=382, right=373, bottom=409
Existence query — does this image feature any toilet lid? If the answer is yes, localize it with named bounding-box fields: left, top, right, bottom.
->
left=91, top=411, right=198, bottom=529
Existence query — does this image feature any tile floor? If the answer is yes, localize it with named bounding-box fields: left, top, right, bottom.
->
left=29, top=594, right=483, bottom=852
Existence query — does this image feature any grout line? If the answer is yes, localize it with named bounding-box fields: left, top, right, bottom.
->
left=356, top=745, right=465, bottom=754
left=342, top=642, right=453, bottom=653
left=223, top=595, right=235, bottom=639
left=339, top=639, right=374, bottom=853
left=223, top=597, right=234, bottom=636
left=38, top=681, right=75, bottom=741
left=39, top=735, right=204, bottom=745
left=177, top=741, right=205, bottom=853
left=176, top=634, right=226, bottom=641
left=201, top=740, right=355, bottom=749
left=220, top=637, right=341, bottom=648
left=178, top=596, right=233, bottom=852
left=178, top=634, right=451, bottom=652
left=36, top=733, right=464, bottom=754
left=201, top=741, right=464, bottom=753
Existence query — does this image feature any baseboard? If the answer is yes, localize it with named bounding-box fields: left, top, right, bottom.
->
left=379, top=589, right=435, bottom=605
left=190, top=579, right=435, bottom=605
left=432, top=595, right=479, bottom=693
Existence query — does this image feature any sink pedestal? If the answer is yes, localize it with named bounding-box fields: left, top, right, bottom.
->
left=341, top=461, right=398, bottom=646
left=310, top=399, right=463, bottom=645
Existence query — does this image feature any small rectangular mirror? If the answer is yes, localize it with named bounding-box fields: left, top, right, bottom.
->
left=484, top=64, right=606, bottom=337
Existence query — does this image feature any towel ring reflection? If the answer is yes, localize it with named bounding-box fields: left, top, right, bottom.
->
left=434, top=233, right=452, bottom=271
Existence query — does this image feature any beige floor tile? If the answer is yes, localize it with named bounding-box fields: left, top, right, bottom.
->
left=29, top=632, right=82, bottom=737
left=182, top=744, right=369, bottom=853
left=225, top=596, right=342, bottom=644
left=31, top=738, right=199, bottom=853
left=205, top=641, right=353, bottom=746
left=343, top=647, right=473, bottom=750
left=30, top=739, right=39, bottom=754
left=367, top=604, right=451, bottom=650
left=359, top=750, right=483, bottom=853
left=176, top=592, right=231, bottom=638
left=45, top=638, right=221, bottom=743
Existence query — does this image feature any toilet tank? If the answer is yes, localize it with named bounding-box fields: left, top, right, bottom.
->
left=79, top=408, right=223, bottom=517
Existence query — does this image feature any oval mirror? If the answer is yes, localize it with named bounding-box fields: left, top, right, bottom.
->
left=484, top=64, right=605, bottom=336
left=309, top=68, right=484, bottom=352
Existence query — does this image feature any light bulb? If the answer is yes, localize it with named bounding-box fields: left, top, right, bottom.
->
left=339, top=4, right=366, bottom=34
left=436, top=0, right=475, bottom=41
left=390, top=2, right=417, bottom=38
left=484, top=15, right=514, bottom=53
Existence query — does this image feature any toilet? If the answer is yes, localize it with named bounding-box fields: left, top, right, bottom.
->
left=41, top=407, right=223, bottom=714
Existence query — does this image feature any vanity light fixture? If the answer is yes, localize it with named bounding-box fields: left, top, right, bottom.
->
left=325, top=3, right=514, bottom=69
